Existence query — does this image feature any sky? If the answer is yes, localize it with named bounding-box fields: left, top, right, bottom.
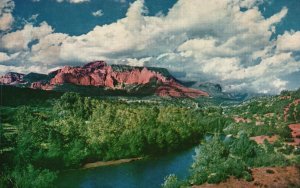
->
left=0, top=0, right=300, bottom=94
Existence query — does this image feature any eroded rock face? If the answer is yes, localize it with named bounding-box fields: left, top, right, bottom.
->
left=31, top=81, right=54, bottom=90
left=156, top=80, right=208, bottom=98
left=0, top=72, right=25, bottom=85
left=49, top=61, right=167, bottom=88
left=1, top=61, right=208, bottom=98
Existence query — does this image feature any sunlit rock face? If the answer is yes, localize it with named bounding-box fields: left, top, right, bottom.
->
left=0, top=72, right=25, bottom=85
left=0, top=61, right=208, bottom=98
left=49, top=61, right=167, bottom=87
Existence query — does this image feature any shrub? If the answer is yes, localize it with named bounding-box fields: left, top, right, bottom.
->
left=190, top=135, right=250, bottom=185
left=162, top=174, right=183, bottom=188
left=12, top=165, right=57, bottom=188
left=189, top=134, right=290, bottom=186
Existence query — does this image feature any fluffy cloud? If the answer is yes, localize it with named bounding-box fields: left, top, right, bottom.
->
left=0, top=0, right=14, bottom=15
left=0, top=13, right=14, bottom=31
left=33, top=0, right=90, bottom=2
left=239, top=0, right=265, bottom=8
left=56, top=0, right=90, bottom=3
left=116, top=0, right=126, bottom=3
left=277, top=31, right=300, bottom=52
left=0, top=52, right=11, bottom=61
left=0, top=64, right=51, bottom=75
left=0, top=0, right=300, bottom=94
left=92, top=10, right=104, bottom=17
left=29, top=33, right=69, bottom=64
left=0, top=0, right=14, bottom=31
left=0, top=22, right=53, bottom=52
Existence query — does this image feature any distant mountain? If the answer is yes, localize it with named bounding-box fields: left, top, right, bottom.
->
left=0, top=61, right=208, bottom=99
left=196, top=82, right=267, bottom=102
left=23, top=72, right=52, bottom=83
left=0, top=72, right=25, bottom=85
left=197, top=82, right=223, bottom=96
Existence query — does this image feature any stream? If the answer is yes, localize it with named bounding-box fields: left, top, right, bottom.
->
left=56, top=147, right=195, bottom=188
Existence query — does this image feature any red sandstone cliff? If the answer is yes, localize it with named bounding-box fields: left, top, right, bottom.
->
left=0, top=61, right=208, bottom=98
left=48, top=61, right=167, bottom=87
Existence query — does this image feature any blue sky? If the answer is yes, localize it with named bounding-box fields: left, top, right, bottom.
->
left=262, top=0, right=300, bottom=35
left=10, top=0, right=300, bottom=36
left=0, top=0, right=300, bottom=93
left=12, top=0, right=178, bottom=35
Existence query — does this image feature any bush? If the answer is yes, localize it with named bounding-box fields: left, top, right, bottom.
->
left=190, top=135, right=250, bottom=185
left=189, top=134, right=290, bottom=186
left=162, top=174, right=183, bottom=188
left=277, top=145, right=294, bottom=155
left=12, top=165, right=57, bottom=188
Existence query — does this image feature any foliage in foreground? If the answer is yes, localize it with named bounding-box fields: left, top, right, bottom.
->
left=0, top=165, right=57, bottom=188
left=163, top=134, right=291, bottom=188
left=162, top=174, right=187, bottom=188
left=190, top=134, right=288, bottom=185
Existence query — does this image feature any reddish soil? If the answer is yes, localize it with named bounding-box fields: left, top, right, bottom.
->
left=250, top=135, right=279, bottom=144
left=194, top=166, right=300, bottom=188
left=288, top=124, right=300, bottom=146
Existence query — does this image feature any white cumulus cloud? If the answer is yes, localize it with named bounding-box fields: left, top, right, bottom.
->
left=0, top=22, right=53, bottom=52
left=0, top=0, right=14, bottom=31
left=92, top=10, right=104, bottom=17
left=56, top=0, right=90, bottom=3
left=277, top=31, right=300, bottom=52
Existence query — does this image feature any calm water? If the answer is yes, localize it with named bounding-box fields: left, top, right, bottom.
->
left=56, top=148, right=195, bottom=188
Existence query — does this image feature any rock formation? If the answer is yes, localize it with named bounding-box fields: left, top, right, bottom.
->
left=0, top=72, right=25, bottom=85
left=0, top=61, right=208, bottom=98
